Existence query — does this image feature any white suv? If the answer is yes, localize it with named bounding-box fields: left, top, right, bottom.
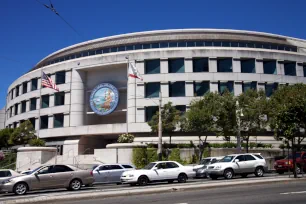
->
left=206, top=153, right=268, bottom=180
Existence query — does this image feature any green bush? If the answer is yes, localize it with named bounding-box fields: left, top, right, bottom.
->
left=168, top=148, right=183, bottom=163
left=147, top=148, right=158, bottom=163
left=29, top=138, right=45, bottom=146
left=202, top=148, right=211, bottom=158
left=132, top=148, right=147, bottom=168
left=0, top=153, right=16, bottom=169
left=221, top=142, right=236, bottom=148
left=118, top=134, right=134, bottom=143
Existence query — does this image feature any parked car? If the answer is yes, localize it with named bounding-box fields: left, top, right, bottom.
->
left=0, top=169, right=21, bottom=183
left=92, top=164, right=135, bottom=184
left=121, top=161, right=196, bottom=186
left=274, top=152, right=306, bottom=174
left=193, top=157, right=223, bottom=178
left=206, top=153, right=268, bottom=180
left=0, top=165, right=94, bottom=195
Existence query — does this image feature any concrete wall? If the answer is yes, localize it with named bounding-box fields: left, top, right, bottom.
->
left=94, top=148, right=133, bottom=164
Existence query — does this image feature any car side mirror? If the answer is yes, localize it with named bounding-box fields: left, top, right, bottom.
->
left=235, top=159, right=239, bottom=163
left=152, top=167, right=158, bottom=170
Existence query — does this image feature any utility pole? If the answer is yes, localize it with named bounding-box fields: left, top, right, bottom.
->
left=158, top=91, right=162, bottom=161
left=236, top=101, right=242, bottom=153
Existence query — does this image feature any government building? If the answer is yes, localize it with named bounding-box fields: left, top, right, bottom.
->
left=3, top=29, right=306, bottom=156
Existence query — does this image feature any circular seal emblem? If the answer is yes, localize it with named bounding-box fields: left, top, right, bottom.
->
left=90, top=83, right=119, bottom=116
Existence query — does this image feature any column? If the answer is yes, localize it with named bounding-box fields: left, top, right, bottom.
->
left=209, top=57, right=217, bottom=72
left=277, top=60, right=284, bottom=75
left=65, top=69, right=72, bottom=83
left=160, top=82, right=169, bottom=98
left=137, top=60, right=145, bottom=75
left=234, top=81, right=243, bottom=96
left=35, top=117, right=39, bottom=131
left=48, top=115, right=54, bottom=129
left=210, top=81, right=219, bottom=93
left=256, top=59, right=264, bottom=74
left=233, top=58, right=241, bottom=73
left=50, top=94, right=55, bottom=107
left=296, top=62, right=304, bottom=77
left=37, top=77, right=42, bottom=89
left=160, top=58, right=168, bottom=74
left=257, top=82, right=265, bottom=92
left=185, top=81, right=194, bottom=97
left=17, top=103, right=22, bottom=115
left=136, top=83, right=145, bottom=99
left=36, top=97, right=40, bottom=110
left=185, top=58, right=193, bottom=73
left=11, top=106, right=15, bottom=117
left=27, top=81, right=31, bottom=93
left=64, top=113, right=70, bottom=127
left=136, top=107, right=145, bottom=123
left=26, top=100, right=30, bottom=112
left=64, top=91, right=71, bottom=105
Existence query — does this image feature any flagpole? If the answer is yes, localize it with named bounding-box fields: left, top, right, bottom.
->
left=37, top=68, right=43, bottom=139
left=125, top=56, right=129, bottom=135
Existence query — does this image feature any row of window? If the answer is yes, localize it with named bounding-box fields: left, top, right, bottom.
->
left=8, top=71, right=66, bottom=101
left=7, top=92, right=65, bottom=118
left=8, top=113, right=64, bottom=129
left=34, top=40, right=298, bottom=69
left=145, top=58, right=306, bottom=76
left=145, top=81, right=278, bottom=99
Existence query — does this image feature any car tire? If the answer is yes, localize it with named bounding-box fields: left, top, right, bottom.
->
left=210, top=175, right=218, bottom=180
left=224, top=169, right=234, bottom=179
left=138, top=176, right=149, bottom=186
left=168, top=180, right=174, bottom=184
left=255, top=167, right=264, bottom=177
left=241, top=173, right=248, bottom=178
left=13, top=182, right=28, bottom=195
left=178, top=173, right=187, bottom=183
left=69, top=179, right=82, bottom=191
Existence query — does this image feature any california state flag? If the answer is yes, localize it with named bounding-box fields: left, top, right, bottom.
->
left=128, top=61, right=143, bottom=80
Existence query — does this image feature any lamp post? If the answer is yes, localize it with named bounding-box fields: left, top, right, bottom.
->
left=236, top=101, right=243, bottom=153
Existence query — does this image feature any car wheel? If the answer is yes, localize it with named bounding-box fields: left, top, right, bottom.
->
left=241, top=173, right=248, bottom=178
left=255, top=167, right=264, bottom=177
left=13, top=182, right=28, bottom=195
left=210, top=175, right=218, bottom=180
left=178, top=173, right=187, bottom=183
left=69, top=179, right=82, bottom=191
left=224, top=169, right=234, bottom=179
left=138, top=176, right=149, bottom=186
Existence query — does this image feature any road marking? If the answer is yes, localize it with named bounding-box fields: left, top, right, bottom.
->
left=280, top=191, right=306, bottom=195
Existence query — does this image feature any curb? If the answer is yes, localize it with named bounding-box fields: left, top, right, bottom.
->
left=4, top=177, right=306, bottom=204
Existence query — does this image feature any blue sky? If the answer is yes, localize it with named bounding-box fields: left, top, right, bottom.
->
left=0, top=0, right=305, bottom=108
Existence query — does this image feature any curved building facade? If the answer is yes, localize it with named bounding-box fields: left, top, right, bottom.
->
left=4, top=29, right=306, bottom=154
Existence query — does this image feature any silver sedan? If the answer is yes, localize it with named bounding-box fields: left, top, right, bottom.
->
left=93, top=164, right=134, bottom=184
left=0, top=165, right=94, bottom=195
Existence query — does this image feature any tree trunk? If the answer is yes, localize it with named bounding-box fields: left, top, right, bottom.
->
left=246, top=135, right=250, bottom=153
left=292, top=138, right=297, bottom=178
left=199, top=136, right=208, bottom=162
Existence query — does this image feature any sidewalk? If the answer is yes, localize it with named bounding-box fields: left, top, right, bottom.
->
left=4, top=176, right=306, bottom=204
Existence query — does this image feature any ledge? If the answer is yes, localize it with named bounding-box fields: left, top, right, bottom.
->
left=18, top=147, right=57, bottom=152
left=106, top=143, right=147, bottom=149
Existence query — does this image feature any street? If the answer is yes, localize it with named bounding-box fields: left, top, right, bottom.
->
left=54, top=181, right=306, bottom=204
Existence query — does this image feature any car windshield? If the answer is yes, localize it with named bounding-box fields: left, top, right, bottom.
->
left=219, top=156, right=235, bottom=162
left=200, top=159, right=211, bottom=165
left=143, top=163, right=156, bottom=170
left=285, top=153, right=302, bottom=159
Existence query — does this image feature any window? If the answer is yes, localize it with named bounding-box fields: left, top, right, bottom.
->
left=156, top=163, right=167, bottom=169
left=218, top=81, right=234, bottom=94
left=109, top=165, right=123, bottom=170
left=31, top=78, right=38, bottom=91
left=54, top=114, right=64, bottom=128
left=51, top=165, right=73, bottom=173
left=254, top=155, right=264, bottom=159
left=168, top=58, right=185, bottom=73
left=0, top=171, right=12, bottom=177
left=245, top=155, right=256, bottom=161
left=145, top=106, right=158, bottom=122
left=193, top=58, right=209, bottom=72
left=235, top=155, right=245, bottom=162
left=194, top=81, right=210, bottom=96
left=14, top=104, right=18, bottom=115
left=145, top=59, right=160, bottom=74
left=145, top=83, right=160, bottom=98
left=41, top=95, right=49, bottom=108
left=30, top=98, right=37, bottom=111
left=242, top=82, right=257, bottom=93
left=9, top=107, right=12, bottom=117
left=55, top=92, right=65, bottom=106
left=15, top=85, right=20, bottom=97
left=13, top=122, right=17, bottom=128
left=169, top=82, right=185, bottom=97
left=176, top=105, right=186, bottom=115
left=22, top=82, right=28, bottom=94
left=263, top=60, right=277, bottom=74
left=21, top=101, right=26, bottom=113
left=284, top=62, right=296, bottom=76
left=166, top=162, right=179, bottom=168
left=55, top=71, right=66, bottom=84
left=265, top=83, right=278, bottom=97
left=122, top=165, right=133, bottom=169
left=11, top=89, right=14, bottom=100
left=217, top=58, right=232, bottom=72
left=241, top=59, right=255, bottom=73
left=29, top=118, right=36, bottom=129
left=99, top=165, right=109, bottom=171
left=40, top=115, right=48, bottom=129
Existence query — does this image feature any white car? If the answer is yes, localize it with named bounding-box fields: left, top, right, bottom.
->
left=120, top=161, right=196, bottom=186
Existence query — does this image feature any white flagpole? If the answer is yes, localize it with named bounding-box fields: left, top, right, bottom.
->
left=125, top=56, right=129, bottom=135
left=37, top=69, right=43, bottom=139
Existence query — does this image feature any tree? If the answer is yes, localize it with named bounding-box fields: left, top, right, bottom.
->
left=182, top=92, right=220, bottom=161
left=29, top=138, right=45, bottom=146
left=117, top=133, right=135, bottom=143
left=0, top=128, right=14, bottom=148
left=269, top=84, right=306, bottom=178
left=238, top=89, right=269, bottom=152
left=148, top=102, right=181, bottom=145
left=9, top=120, right=36, bottom=146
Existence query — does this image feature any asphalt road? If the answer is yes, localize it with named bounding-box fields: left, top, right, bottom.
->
left=54, top=181, right=306, bottom=204
left=0, top=173, right=293, bottom=202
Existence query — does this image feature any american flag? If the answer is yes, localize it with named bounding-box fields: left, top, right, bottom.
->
left=41, top=72, right=59, bottom=91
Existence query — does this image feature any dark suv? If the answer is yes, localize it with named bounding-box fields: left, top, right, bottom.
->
left=274, top=152, right=306, bottom=174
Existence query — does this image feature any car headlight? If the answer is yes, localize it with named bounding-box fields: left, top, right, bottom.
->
left=214, top=165, right=222, bottom=169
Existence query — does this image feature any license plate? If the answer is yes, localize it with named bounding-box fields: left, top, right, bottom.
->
left=278, top=165, right=282, bottom=167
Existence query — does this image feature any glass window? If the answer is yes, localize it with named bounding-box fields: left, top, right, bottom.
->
left=96, top=49, right=102, bottom=54
left=222, top=41, right=230, bottom=47
left=55, top=71, right=66, bottom=84
left=194, top=81, right=210, bottom=96
left=195, top=41, right=204, bottom=46
left=29, top=118, right=36, bottom=129
left=245, top=155, right=256, bottom=161
left=41, top=95, right=49, bottom=108
left=193, top=58, right=209, bottom=72
left=219, top=81, right=234, bottom=94
left=239, top=42, right=247, bottom=47
left=135, top=44, right=142, bottom=50
left=235, top=155, right=245, bottom=162
left=9, top=107, right=12, bottom=117
left=145, top=106, right=158, bottom=122
left=265, top=83, right=278, bottom=97
left=54, top=114, right=64, bottom=128
left=213, top=41, right=221, bottom=47
left=166, top=162, right=179, bottom=168
left=31, top=78, right=38, bottom=91
left=22, top=82, right=28, bottom=94
left=122, top=165, right=133, bottom=169
left=30, top=98, right=37, bottom=111
left=52, top=165, right=73, bottom=173
left=178, top=42, right=186, bottom=47
left=55, top=92, right=65, bottom=106
left=242, top=82, right=257, bottom=93
left=151, top=43, right=159, bottom=48
left=145, top=83, right=160, bottom=98
left=284, top=62, right=296, bottom=76
left=11, top=89, right=14, bottom=100
left=241, top=59, right=255, bottom=73
left=169, top=58, right=185, bottom=73
left=0, top=171, right=12, bottom=177
left=160, top=42, right=168, bottom=48
left=254, top=155, right=264, bottom=159
left=231, top=42, right=239, bottom=47
left=143, top=44, right=150, bottom=49
left=21, top=101, right=26, bottom=113
left=263, top=60, right=277, bottom=74
left=304, top=65, right=306, bottom=77
left=169, top=42, right=177, bottom=47
left=217, top=58, right=232, bottom=72
left=204, top=41, right=213, bottom=46
left=40, top=115, right=48, bottom=129
left=14, top=104, right=18, bottom=115
left=169, top=81, right=185, bottom=97
left=15, top=85, right=20, bottom=97
left=187, top=41, right=195, bottom=47
left=103, top=48, right=110, bottom=53
left=82, top=51, right=89, bottom=57
left=109, top=165, right=123, bottom=170
left=126, top=45, right=134, bottom=50
left=99, top=165, right=109, bottom=171
left=176, top=105, right=186, bottom=115
left=118, top=46, right=125, bottom=51
left=145, top=59, right=160, bottom=74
